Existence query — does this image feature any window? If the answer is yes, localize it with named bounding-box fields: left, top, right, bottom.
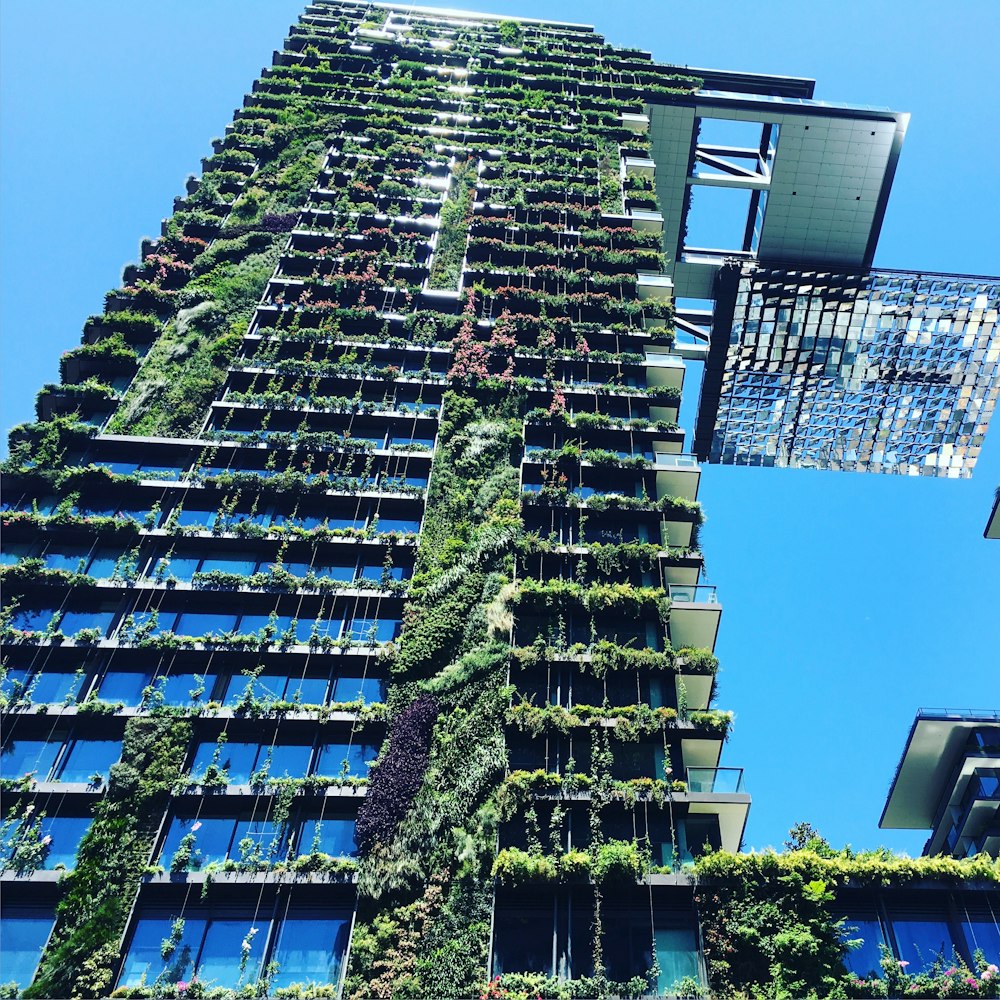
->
left=36, top=815, right=92, bottom=869
left=0, top=906, right=55, bottom=990
left=314, top=742, right=377, bottom=779
left=56, top=740, right=122, bottom=783
left=655, top=924, right=702, bottom=996
left=2, top=739, right=62, bottom=781
left=1, top=669, right=85, bottom=705
left=269, top=910, right=351, bottom=990
left=840, top=911, right=887, bottom=979
left=120, top=913, right=269, bottom=990
left=120, top=907, right=349, bottom=992
left=297, top=817, right=358, bottom=859
left=888, top=907, right=958, bottom=973
left=189, top=741, right=314, bottom=784
left=159, top=815, right=286, bottom=870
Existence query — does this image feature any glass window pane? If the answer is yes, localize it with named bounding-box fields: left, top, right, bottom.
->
left=269, top=913, right=351, bottom=989
left=159, top=673, right=215, bottom=706
left=286, top=677, right=330, bottom=705
left=99, top=671, right=151, bottom=706
left=120, top=916, right=206, bottom=988
left=190, top=742, right=257, bottom=785
left=59, top=611, right=115, bottom=636
left=315, top=743, right=377, bottom=778
left=298, top=818, right=358, bottom=859
left=37, top=815, right=92, bottom=869
left=197, top=918, right=269, bottom=988
left=332, top=675, right=385, bottom=703
left=841, top=917, right=887, bottom=978
left=0, top=908, right=56, bottom=989
left=58, top=740, right=122, bottom=783
left=175, top=613, right=239, bottom=637
left=160, top=817, right=239, bottom=870
left=2, top=740, right=62, bottom=782
left=655, top=927, right=701, bottom=994
left=889, top=912, right=957, bottom=973
left=24, top=671, right=85, bottom=705
left=261, top=744, right=313, bottom=780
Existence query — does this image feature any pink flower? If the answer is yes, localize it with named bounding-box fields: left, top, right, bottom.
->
left=177, top=982, right=188, bottom=993
left=41, top=835, right=52, bottom=845
left=898, top=960, right=910, bottom=967
left=191, top=821, right=202, bottom=832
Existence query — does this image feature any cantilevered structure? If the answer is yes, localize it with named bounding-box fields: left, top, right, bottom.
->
left=882, top=709, right=1000, bottom=859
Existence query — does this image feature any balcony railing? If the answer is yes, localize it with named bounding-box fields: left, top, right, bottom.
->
left=687, top=767, right=745, bottom=794
left=669, top=584, right=719, bottom=604
left=654, top=453, right=700, bottom=470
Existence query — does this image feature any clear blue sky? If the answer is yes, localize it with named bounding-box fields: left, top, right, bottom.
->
left=2, top=0, right=998, bottom=855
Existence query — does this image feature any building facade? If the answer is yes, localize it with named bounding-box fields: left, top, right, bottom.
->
left=882, top=709, right=1000, bottom=860
left=1, top=3, right=998, bottom=999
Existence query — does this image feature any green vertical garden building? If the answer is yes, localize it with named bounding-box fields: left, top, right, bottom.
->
left=2, top=3, right=998, bottom=998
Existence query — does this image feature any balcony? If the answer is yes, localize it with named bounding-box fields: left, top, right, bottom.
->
left=621, top=155, right=656, bottom=180
left=686, top=767, right=751, bottom=853
left=668, top=584, right=722, bottom=652
left=687, top=767, right=744, bottom=794
left=655, top=453, right=701, bottom=502
left=620, top=112, right=650, bottom=135
left=644, top=350, right=684, bottom=391
left=941, top=768, right=1000, bottom=857
left=627, top=208, right=663, bottom=233
left=636, top=271, right=673, bottom=303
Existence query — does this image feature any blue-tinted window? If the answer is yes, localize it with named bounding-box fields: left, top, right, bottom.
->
left=285, top=676, right=330, bottom=705
left=958, top=911, right=1000, bottom=967
left=158, top=673, right=215, bottom=706
left=297, top=818, right=357, bottom=859
left=161, top=817, right=235, bottom=870
left=889, top=910, right=957, bottom=973
left=199, top=555, right=260, bottom=576
left=98, top=671, right=150, bottom=706
left=269, top=912, right=351, bottom=990
left=174, top=613, right=239, bottom=637
left=87, top=549, right=123, bottom=578
left=0, top=907, right=55, bottom=989
left=57, top=740, right=121, bottom=783
left=60, top=611, right=115, bottom=636
left=360, top=564, right=405, bottom=582
left=0, top=545, right=34, bottom=565
left=8, top=608, right=58, bottom=632
left=1, top=740, right=61, bottom=781
left=42, top=547, right=91, bottom=572
left=346, top=618, right=399, bottom=643
left=198, top=917, right=269, bottom=987
left=159, top=556, right=200, bottom=580
left=262, top=744, right=313, bottom=780
left=160, top=817, right=286, bottom=870
left=120, top=915, right=206, bottom=987
left=36, top=815, right=92, bottom=869
left=0, top=667, right=30, bottom=700
left=332, top=675, right=385, bottom=703
left=173, top=506, right=218, bottom=528
left=233, top=614, right=278, bottom=637
left=314, top=742, right=377, bottom=778
left=6, top=670, right=84, bottom=705
left=841, top=916, right=887, bottom=978
left=375, top=518, right=419, bottom=534
left=189, top=742, right=259, bottom=784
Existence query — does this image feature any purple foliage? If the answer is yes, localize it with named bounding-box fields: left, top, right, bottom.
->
left=355, top=693, right=440, bottom=853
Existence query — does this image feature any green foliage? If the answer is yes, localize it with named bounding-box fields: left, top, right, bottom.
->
left=25, top=717, right=192, bottom=999
left=694, top=846, right=1000, bottom=999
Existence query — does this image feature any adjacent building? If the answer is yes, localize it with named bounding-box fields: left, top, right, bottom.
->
left=882, top=709, right=1000, bottom=860
left=1, top=2, right=997, bottom=998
